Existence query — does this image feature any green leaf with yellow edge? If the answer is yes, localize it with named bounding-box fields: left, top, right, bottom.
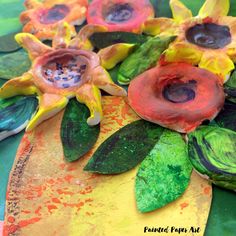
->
left=84, top=120, right=164, bottom=174
left=135, top=130, right=192, bottom=213
left=61, top=99, right=100, bottom=162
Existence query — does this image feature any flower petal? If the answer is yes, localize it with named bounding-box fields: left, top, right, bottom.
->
left=199, top=51, right=234, bottom=81
left=15, top=33, right=52, bottom=60
left=69, top=24, right=108, bottom=50
left=170, top=0, right=192, bottom=23
left=26, top=93, right=68, bottom=131
left=24, top=0, right=42, bottom=9
left=143, top=17, right=179, bottom=36
left=91, top=66, right=127, bottom=96
left=98, top=43, right=135, bottom=70
left=164, top=42, right=203, bottom=65
left=198, top=0, right=229, bottom=19
left=76, top=84, right=102, bottom=126
left=0, top=73, right=38, bottom=99
left=52, top=22, right=75, bottom=49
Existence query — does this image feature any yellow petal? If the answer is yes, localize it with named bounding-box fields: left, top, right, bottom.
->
left=198, top=0, right=229, bottom=19
left=0, top=72, right=39, bottom=99
left=170, top=0, right=192, bottom=23
left=15, top=33, right=52, bottom=60
left=76, top=84, right=102, bottom=126
left=26, top=93, right=68, bottom=131
left=143, top=17, right=179, bottom=36
left=52, top=22, right=76, bottom=49
left=199, top=51, right=234, bottom=82
left=69, top=24, right=108, bottom=50
left=164, top=42, right=203, bottom=64
left=226, top=42, right=236, bottom=62
left=91, top=66, right=127, bottom=96
left=98, top=43, right=135, bottom=70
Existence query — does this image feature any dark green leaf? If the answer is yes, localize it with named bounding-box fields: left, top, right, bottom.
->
left=225, top=70, right=236, bottom=103
left=117, top=36, right=176, bottom=84
left=215, top=101, right=236, bottom=132
left=84, top=120, right=164, bottom=174
left=61, top=99, right=100, bottom=162
left=0, top=50, right=31, bottom=80
left=0, top=32, right=21, bottom=53
left=135, top=130, right=192, bottom=213
left=89, top=32, right=150, bottom=49
left=0, top=96, right=38, bottom=141
left=188, top=126, right=236, bottom=191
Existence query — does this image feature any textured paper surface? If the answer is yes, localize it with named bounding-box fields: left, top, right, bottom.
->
left=3, top=97, right=212, bottom=236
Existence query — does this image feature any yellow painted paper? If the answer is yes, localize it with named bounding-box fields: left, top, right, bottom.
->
left=4, top=97, right=212, bottom=236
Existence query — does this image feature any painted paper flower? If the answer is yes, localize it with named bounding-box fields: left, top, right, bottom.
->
left=0, top=22, right=126, bottom=139
left=143, top=0, right=236, bottom=81
left=128, top=63, right=225, bottom=133
left=20, top=0, right=88, bottom=40
left=87, top=0, right=154, bottom=33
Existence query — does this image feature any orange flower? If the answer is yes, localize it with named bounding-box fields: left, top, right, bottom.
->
left=20, top=0, right=88, bottom=40
left=143, top=0, right=236, bottom=81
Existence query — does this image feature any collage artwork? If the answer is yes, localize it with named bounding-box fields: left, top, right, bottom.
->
left=0, top=0, right=235, bottom=235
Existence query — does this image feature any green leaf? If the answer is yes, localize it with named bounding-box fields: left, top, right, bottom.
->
left=225, top=70, right=236, bottom=103
left=135, top=130, right=192, bottom=213
left=188, top=126, right=236, bottom=191
left=0, top=96, right=38, bottom=141
left=0, top=32, right=21, bottom=53
left=0, top=50, right=31, bottom=80
left=0, top=0, right=24, bottom=37
left=61, top=99, right=100, bottom=162
left=117, top=36, right=176, bottom=84
left=215, top=101, right=236, bottom=132
left=84, top=120, right=164, bottom=174
left=89, top=32, right=150, bottom=49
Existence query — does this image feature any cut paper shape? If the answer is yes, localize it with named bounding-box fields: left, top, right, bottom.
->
left=188, top=125, right=236, bottom=191
left=225, top=70, right=236, bottom=103
left=3, top=97, right=212, bottom=236
left=128, top=63, right=225, bottom=133
left=0, top=96, right=38, bottom=141
left=84, top=120, right=164, bottom=174
left=117, top=36, right=176, bottom=85
left=136, top=130, right=192, bottom=213
left=61, top=98, right=100, bottom=162
left=0, top=32, right=21, bottom=53
left=0, top=50, right=31, bottom=80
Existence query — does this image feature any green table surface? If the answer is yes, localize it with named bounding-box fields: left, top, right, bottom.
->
left=0, top=0, right=235, bottom=235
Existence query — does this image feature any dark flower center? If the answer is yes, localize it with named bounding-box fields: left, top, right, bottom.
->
left=186, top=23, right=231, bottom=49
left=39, top=4, right=70, bottom=24
left=163, top=80, right=197, bottom=103
left=43, top=55, right=87, bottom=89
left=104, top=3, right=133, bottom=23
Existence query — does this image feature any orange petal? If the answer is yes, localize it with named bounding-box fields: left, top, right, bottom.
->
left=26, top=93, right=68, bottom=131
left=143, top=17, right=179, bottom=36
left=76, top=83, right=103, bottom=126
left=164, top=42, right=203, bottom=65
left=91, top=66, right=127, bottom=97
left=199, top=51, right=234, bottom=82
left=24, top=0, right=42, bottom=9
left=170, top=0, right=192, bottom=23
left=52, top=22, right=75, bottom=49
left=0, top=72, right=39, bottom=99
left=69, top=24, right=108, bottom=50
left=15, top=33, right=53, bottom=60
left=198, top=0, right=229, bottom=19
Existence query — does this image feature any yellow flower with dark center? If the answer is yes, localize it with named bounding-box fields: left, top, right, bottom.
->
left=0, top=23, right=127, bottom=131
left=20, top=0, right=88, bottom=40
left=143, top=0, right=236, bottom=81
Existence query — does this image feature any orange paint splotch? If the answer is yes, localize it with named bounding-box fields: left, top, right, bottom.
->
left=56, top=189, right=74, bottom=196
left=64, top=174, right=74, bottom=183
left=180, top=202, right=189, bottom=210
left=7, top=216, right=15, bottom=223
left=3, top=224, right=19, bottom=235
left=85, top=198, right=93, bottom=203
left=47, top=205, right=58, bottom=213
left=52, top=197, right=61, bottom=204
left=63, top=201, right=84, bottom=211
left=203, top=186, right=211, bottom=195
left=67, top=166, right=77, bottom=171
left=47, top=179, right=55, bottom=185
left=18, top=217, right=41, bottom=228
left=86, top=212, right=94, bottom=216
left=21, top=210, right=31, bottom=214
left=86, top=174, right=99, bottom=181
left=35, top=206, right=42, bottom=216
left=59, top=163, right=66, bottom=170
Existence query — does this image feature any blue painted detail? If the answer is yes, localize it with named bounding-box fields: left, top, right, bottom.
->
left=62, top=84, right=70, bottom=88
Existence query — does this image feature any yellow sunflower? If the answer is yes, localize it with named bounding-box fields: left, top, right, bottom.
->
left=0, top=23, right=127, bottom=131
left=143, top=0, right=236, bottom=81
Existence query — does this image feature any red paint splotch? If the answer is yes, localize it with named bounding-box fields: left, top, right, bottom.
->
left=180, top=202, right=189, bottom=210
left=203, top=186, right=211, bottom=195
